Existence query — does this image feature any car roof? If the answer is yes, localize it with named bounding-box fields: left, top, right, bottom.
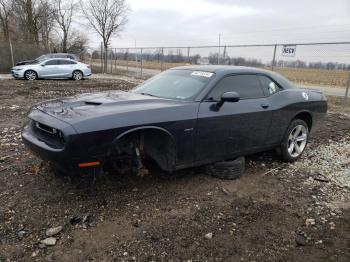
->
left=48, top=53, right=75, bottom=56
left=173, top=65, right=271, bottom=74
left=42, top=58, right=78, bottom=62
left=171, top=65, right=296, bottom=89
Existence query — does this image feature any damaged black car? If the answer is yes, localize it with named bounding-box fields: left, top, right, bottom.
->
left=22, top=66, right=327, bottom=178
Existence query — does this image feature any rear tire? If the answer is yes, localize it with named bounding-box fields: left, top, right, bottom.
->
left=24, top=70, right=37, bottom=80
left=210, top=157, right=245, bottom=180
left=279, top=119, right=309, bottom=162
left=72, top=70, right=83, bottom=81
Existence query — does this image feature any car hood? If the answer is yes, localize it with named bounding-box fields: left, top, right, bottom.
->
left=15, top=59, right=39, bottom=66
left=33, top=91, right=197, bottom=133
left=12, top=65, right=26, bottom=70
left=16, top=61, right=30, bottom=66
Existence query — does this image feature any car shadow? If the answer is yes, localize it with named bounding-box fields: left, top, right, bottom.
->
left=46, top=149, right=284, bottom=194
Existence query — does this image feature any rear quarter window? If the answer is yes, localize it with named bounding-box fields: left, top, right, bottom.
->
left=258, top=75, right=282, bottom=96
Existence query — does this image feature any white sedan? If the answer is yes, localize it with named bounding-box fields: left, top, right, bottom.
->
left=11, top=58, right=92, bottom=80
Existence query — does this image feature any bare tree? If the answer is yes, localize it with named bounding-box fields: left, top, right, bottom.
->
left=67, top=30, right=88, bottom=56
left=80, top=0, right=128, bottom=72
left=54, top=0, right=75, bottom=52
left=38, top=0, right=55, bottom=50
left=0, top=0, right=12, bottom=41
left=23, top=0, right=37, bottom=43
left=13, top=0, right=52, bottom=45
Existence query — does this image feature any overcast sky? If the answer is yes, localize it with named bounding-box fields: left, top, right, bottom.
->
left=87, top=0, right=350, bottom=48
left=84, top=0, right=350, bottom=63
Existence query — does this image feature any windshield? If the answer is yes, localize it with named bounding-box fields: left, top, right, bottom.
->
left=30, top=60, right=41, bottom=65
left=36, top=55, right=48, bottom=62
left=132, top=69, right=214, bottom=100
left=27, top=55, right=47, bottom=65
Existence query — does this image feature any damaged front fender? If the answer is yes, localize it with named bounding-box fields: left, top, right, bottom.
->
left=109, top=126, right=177, bottom=173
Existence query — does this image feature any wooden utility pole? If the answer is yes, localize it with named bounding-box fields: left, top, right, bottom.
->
left=343, top=73, right=350, bottom=109
left=218, top=33, right=221, bottom=65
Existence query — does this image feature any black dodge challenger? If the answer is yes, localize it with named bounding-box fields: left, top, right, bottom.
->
left=22, top=66, right=327, bottom=177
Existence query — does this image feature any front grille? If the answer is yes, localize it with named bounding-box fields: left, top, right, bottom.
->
left=35, top=122, right=58, bottom=134
left=31, top=121, right=65, bottom=149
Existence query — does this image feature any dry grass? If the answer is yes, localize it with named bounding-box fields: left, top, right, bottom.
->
left=275, top=67, right=349, bottom=87
left=92, top=59, right=187, bottom=71
left=326, top=95, right=350, bottom=113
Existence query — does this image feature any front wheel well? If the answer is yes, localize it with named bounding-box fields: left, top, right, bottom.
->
left=109, top=128, right=177, bottom=173
left=24, top=69, right=38, bottom=77
left=293, top=112, right=312, bottom=131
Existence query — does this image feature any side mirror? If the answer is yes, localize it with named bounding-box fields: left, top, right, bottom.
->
left=41, top=64, right=45, bottom=67
left=216, top=91, right=240, bottom=107
left=221, top=92, right=240, bottom=103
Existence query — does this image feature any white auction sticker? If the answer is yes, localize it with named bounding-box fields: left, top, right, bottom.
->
left=191, top=71, right=214, bottom=78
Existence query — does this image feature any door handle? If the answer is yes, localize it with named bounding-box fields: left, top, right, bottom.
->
left=261, top=103, right=269, bottom=109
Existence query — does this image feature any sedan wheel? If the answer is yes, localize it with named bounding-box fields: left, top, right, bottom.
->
left=25, top=70, right=37, bottom=80
left=279, top=119, right=309, bottom=162
left=72, top=70, right=83, bottom=81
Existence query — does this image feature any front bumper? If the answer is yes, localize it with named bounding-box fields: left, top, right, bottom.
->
left=11, top=70, right=24, bottom=78
left=22, top=119, right=74, bottom=171
left=22, top=110, right=105, bottom=174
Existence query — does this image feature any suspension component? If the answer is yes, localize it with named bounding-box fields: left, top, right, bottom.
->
left=134, top=146, right=149, bottom=177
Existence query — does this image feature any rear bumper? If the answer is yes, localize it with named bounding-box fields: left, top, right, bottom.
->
left=309, top=100, right=327, bottom=136
left=83, top=69, right=92, bottom=77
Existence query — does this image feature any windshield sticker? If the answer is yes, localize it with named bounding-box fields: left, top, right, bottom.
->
left=191, top=71, right=214, bottom=78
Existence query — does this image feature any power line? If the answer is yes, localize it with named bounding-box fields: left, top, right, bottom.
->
left=220, top=23, right=350, bottom=35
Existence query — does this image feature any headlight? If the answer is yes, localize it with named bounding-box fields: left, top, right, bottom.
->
left=12, top=68, right=23, bottom=71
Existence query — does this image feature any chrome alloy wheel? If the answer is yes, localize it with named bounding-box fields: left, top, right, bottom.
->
left=287, top=125, right=308, bottom=158
left=73, top=71, right=83, bottom=80
left=25, top=71, right=37, bottom=80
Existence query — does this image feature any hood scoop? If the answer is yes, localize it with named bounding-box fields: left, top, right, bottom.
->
left=37, top=99, right=103, bottom=117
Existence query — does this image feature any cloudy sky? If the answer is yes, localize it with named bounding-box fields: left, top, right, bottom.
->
left=90, top=0, right=350, bottom=48
left=84, top=0, right=350, bottom=63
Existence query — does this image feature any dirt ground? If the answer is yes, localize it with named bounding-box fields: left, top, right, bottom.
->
left=0, top=78, right=349, bottom=262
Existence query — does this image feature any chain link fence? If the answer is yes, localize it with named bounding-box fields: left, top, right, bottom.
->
left=92, top=42, right=350, bottom=109
left=0, top=42, right=49, bottom=73
left=0, top=40, right=349, bottom=109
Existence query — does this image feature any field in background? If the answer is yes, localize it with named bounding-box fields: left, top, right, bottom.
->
left=91, top=59, right=349, bottom=88
left=275, top=67, right=349, bottom=87
left=327, top=96, right=350, bottom=113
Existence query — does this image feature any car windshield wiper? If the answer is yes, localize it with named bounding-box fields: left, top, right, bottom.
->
left=140, top=92, right=157, bottom=97
left=205, top=97, right=215, bottom=102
